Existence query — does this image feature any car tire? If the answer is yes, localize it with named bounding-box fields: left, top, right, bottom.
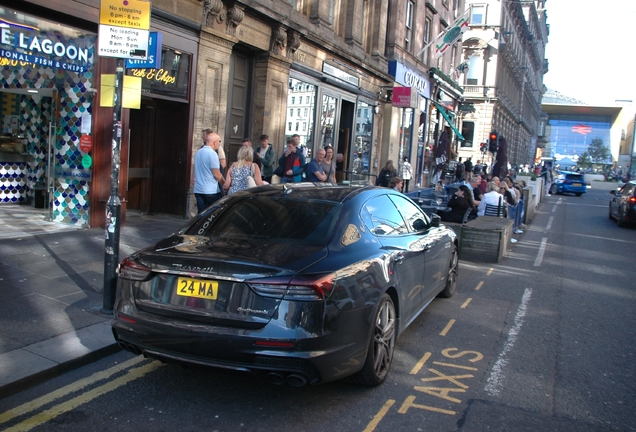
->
left=438, top=244, right=458, bottom=298
left=550, top=184, right=558, bottom=195
left=609, top=205, right=614, bottom=220
left=618, top=208, right=628, bottom=227
left=348, top=294, right=396, bottom=387
left=575, top=193, right=583, bottom=196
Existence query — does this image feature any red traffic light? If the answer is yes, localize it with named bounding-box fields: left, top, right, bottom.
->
left=489, top=132, right=498, bottom=141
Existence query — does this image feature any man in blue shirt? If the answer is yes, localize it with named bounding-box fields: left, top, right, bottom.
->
left=194, top=132, right=225, bottom=213
left=306, top=148, right=327, bottom=182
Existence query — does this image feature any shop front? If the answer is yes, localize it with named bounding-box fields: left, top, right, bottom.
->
left=387, top=60, right=432, bottom=187
left=285, top=60, right=380, bottom=184
left=0, top=7, right=96, bottom=227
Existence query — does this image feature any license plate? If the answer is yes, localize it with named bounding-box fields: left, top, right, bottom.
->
left=572, top=183, right=581, bottom=187
left=176, top=277, right=218, bottom=300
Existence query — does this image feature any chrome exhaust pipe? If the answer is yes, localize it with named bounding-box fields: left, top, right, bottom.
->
left=266, top=372, right=286, bottom=385
left=286, top=374, right=308, bottom=387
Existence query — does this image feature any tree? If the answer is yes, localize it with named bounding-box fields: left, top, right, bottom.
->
left=577, top=151, right=592, bottom=169
left=587, top=138, right=610, bottom=171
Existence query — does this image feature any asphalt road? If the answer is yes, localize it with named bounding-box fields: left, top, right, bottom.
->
left=1, top=188, right=635, bottom=431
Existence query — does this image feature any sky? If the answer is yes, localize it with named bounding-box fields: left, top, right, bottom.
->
left=542, top=0, right=636, bottom=106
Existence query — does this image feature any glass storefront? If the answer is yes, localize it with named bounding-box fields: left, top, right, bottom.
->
left=0, top=7, right=95, bottom=226
left=285, top=75, right=375, bottom=183
left=547, top=114, right=612, bottom=164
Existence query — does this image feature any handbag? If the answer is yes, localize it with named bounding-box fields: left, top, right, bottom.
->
left=247, top=163, right=257, bottom=188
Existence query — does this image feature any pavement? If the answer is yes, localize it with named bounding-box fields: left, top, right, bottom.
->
left=0, top=204, right=187, bottom=398
left=0, top=179, right=622, bottom=398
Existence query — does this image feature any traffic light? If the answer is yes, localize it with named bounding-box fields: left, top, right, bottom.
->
left=480, top=142, right=486, bottom=153
left=488, top=131, right=498, bottom=153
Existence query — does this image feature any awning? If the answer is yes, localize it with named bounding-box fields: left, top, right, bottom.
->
left=433, top=102, right=465, bottom=141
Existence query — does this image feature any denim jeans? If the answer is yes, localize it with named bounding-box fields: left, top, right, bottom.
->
left=195, top=192, right=222, bottom=213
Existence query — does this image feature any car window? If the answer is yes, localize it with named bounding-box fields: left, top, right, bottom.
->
left=565, top=173, right=584, bottom=181
left=621, top=183, right=635, bottom=195
left=360, top=195, right=409, bottom=236
left=187, top=196, right=338, bottom=245
left=388, top=194, right=430, bottom=232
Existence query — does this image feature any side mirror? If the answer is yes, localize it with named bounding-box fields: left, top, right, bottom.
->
left=610, top=190, right=617, bottom=195
left=430, top=214, right=441, bottom=228
left=413, top=219, right=427, bottom=231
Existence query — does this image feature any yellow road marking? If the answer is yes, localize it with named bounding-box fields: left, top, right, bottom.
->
left=4, top=362, right=161, bottom=432
left=398, top=395, right=455, bottom=415
left=0, top=356, right=146, bottom=425
left=362, top=399, right=395, bottom=432
left=474, top=281, right=484, bottom=291
left=439, top=319, right=455, bottom=336
left=460, top=298, right=472, bottom=308
left=432, top=361, right=478, bottom=371
left=410, top=352, right=431, bottom=375
left=486, top=268, right=494, bottom=276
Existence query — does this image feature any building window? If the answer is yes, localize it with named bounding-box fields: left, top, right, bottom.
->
left=423, top=16, right=432, bottom=64
left=288, top=122, right=292, bottom=131
left=291, top=96, right=295, bottom=104
left=471, top=5, right=485, bottom=25
left=304, top=108, right=308, bottom=117
left=405, top=1, right=414, bottom=52
left=460, top=121, right=474, bottom=147
left=297, top=108, right=301, bottom=117
left=303, top=122, right=307, bottom=132
left=290, top=109, right=294, bottom=117
left=295, top=122, right=300, bottom=131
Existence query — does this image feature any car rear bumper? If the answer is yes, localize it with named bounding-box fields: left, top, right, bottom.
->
left=111, top=304, right=371, bottom=385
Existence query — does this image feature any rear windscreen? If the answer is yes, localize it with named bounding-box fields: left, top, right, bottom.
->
left=188, top=196, right=339, bottom=245
left=565, top=174, right=584, bottom=181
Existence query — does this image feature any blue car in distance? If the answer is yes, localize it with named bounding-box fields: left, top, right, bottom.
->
left=550, top=171, right=587, bottom=196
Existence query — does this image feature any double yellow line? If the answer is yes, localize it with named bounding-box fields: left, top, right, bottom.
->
left=0, top=356, right=161, bottom=432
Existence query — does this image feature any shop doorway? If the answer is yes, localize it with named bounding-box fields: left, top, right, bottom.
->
left=128, top=97, right=189, bottom=215
left=336, top=100, right=355, bottom=182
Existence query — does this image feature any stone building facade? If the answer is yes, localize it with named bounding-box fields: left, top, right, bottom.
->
left=460, top=0, right=549, bottom=172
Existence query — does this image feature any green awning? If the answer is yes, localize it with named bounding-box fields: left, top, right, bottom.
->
left=434, top=103, right=465, bottom=141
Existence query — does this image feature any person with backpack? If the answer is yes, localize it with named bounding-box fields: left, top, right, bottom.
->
left=455, top=157, right=465, bottom=182
left=464, top=157, right=473, bottom=181
left=376, top=160, right=397, bottom=187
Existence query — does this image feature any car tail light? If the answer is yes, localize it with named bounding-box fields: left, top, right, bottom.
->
left=250, top=273, right=335, bottom=301
left=629, top=196, right=636, bottom=204
left=118, top=257, right=152, bottom=281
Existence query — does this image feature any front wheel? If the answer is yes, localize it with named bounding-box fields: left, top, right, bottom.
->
left=348, top=294, right=396, bottom=387
left=550, top=184, right=558, bottom=195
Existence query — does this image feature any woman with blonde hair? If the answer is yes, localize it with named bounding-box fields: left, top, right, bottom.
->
left=224, top=146, right=264, bottom=195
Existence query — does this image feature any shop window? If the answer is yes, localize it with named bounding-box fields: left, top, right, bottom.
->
left=286, top=77, right=316, bottom=146
left=354, top=101, right=374, bottom=175
left=130, top=47, right=191, bottom=100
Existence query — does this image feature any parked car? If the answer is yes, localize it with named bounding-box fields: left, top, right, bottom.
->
left=112, top=184, right=458, bottom=387
left=609, top=181, right=636, bottom=227
left=550, top=171, right=587, bottom=196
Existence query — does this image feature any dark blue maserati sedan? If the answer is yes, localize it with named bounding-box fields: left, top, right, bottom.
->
left=112, top=184, right=458, bottom=387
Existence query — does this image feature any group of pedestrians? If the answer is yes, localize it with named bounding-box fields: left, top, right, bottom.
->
left=376, top=157, right=413, bottom=193
left=193, top=131, right=343, bottom=214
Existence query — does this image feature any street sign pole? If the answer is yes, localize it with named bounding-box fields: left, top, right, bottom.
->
left=102, top=58, right=124, bottom=314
